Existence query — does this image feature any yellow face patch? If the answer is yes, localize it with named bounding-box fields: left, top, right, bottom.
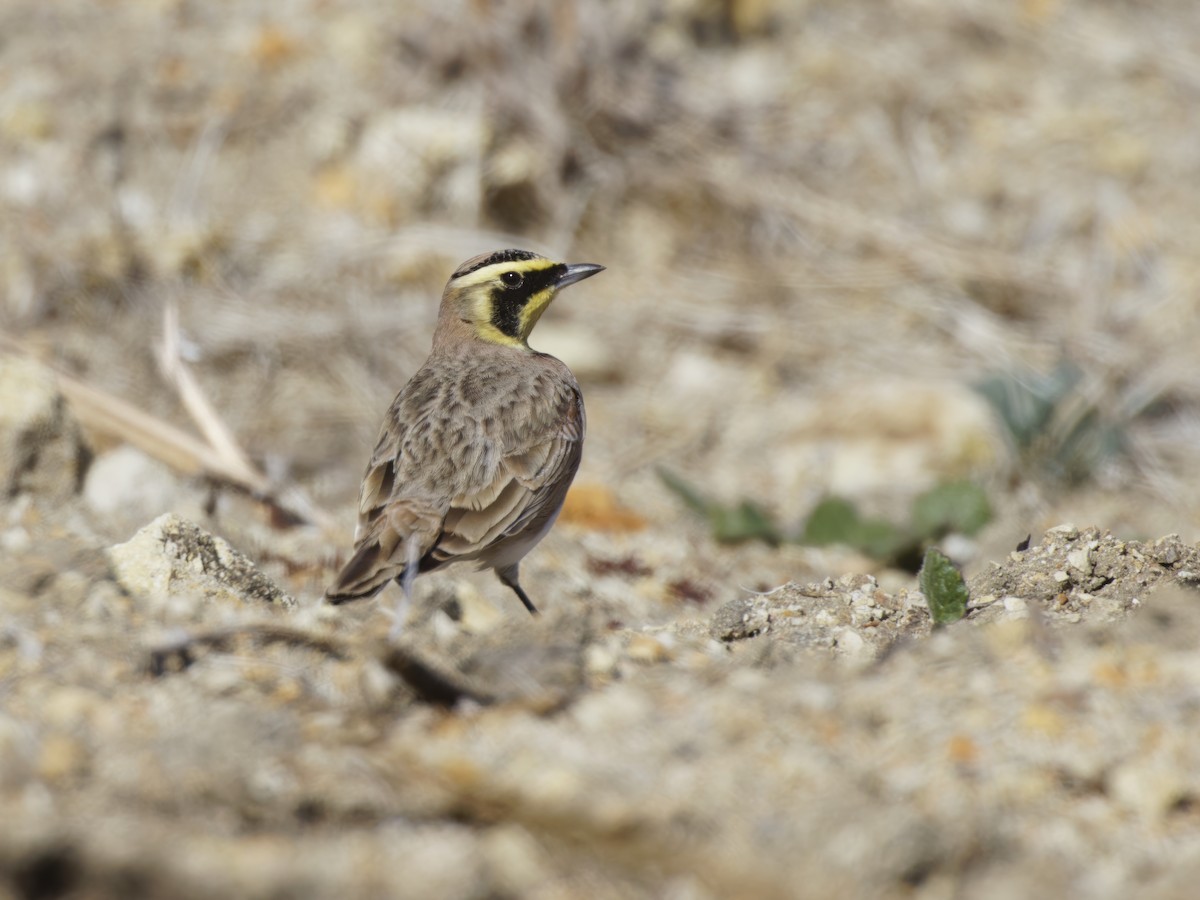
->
left=453, top=258, right=565, bottom=347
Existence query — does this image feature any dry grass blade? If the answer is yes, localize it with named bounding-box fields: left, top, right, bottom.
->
left=156, top=299, right=262, bottom=489
left=0, top=330, right=335, bottom=531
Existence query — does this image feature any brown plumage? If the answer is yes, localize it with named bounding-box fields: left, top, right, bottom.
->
left=325, top=249, right=604, bottom=617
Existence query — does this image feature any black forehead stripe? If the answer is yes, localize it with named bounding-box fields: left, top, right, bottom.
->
left=453, top=248, right=540, bottom=279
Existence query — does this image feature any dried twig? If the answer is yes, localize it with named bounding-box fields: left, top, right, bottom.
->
left=0, top=330, right=336, bottom=531
left=146, top=622, right=352, bottom=675
left=156, top=298, right=263, bottom=488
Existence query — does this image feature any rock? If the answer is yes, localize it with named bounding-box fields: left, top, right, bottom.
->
left=107, top=513, right=295, bottom=611
left=710, top=596, right=771, bottom=642
left=1109, top=761, right=1189, bottom=821
left=0, top=356, right=90, bottom=501
left=83, top=445, right=183, bottom=524
left=626, top=632, right=675, bottom=663
left=968, top=526, right=1200, bottom=627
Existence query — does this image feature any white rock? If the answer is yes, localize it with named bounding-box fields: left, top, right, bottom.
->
left=84, top=445, right=181, bottom=521
left=1066, top=548, right=1093, bottom=573
left=0, top=356, right=90, bottom=500
left=1003, top=596, right=1028, bottom=613
left=1046, top=523, right=1079, bottom=537
left=107, top=513, right=295, bottom=612
left=836, top=629, right=866, bottom=655
left=1110, top=762, right=1188, bottom=820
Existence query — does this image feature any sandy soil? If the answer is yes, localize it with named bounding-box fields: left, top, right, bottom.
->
left=4, top=1, right=1200, bottom=897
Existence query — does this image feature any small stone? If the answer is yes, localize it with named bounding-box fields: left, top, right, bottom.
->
left=451, top=582, right=504, bottom=634
left=835, top=629, right=866, bottom=655
left=1045, top=523, right=1079, bottom=538
left=1052, top=570, right=1070, bottom=583
left=1110, top=762, right=1188, bottom=821
left=84, top=445, right=182, bottom=523
left=1066, top=548, right=1092, bottom=573
left=709, top=597, right=770, bottom=642
left=0, top=356, right=91, bottom=501
left=584, top=642, right=620, bottom=679
left=107, top=513, right=295, bottom=612
left=627, top=633, right=674, bottom=663
left=1003, top=596, right=1028, bottom=613
left=1, top=525, right=30, bottom=553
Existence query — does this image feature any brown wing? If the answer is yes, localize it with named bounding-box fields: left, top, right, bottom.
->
left=326, top=360, right=583, bottom=602
left=431, top=380, right=583, bottom=566
left=325, top=363, right=453, bottom=601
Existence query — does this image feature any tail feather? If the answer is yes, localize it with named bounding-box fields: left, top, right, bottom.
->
left=325, top=541, right=398, bottom=604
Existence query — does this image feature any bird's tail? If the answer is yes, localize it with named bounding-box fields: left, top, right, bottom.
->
left=324, top=540, right=397, bottom=604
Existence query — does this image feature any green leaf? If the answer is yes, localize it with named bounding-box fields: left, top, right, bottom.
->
left=853, top=518, right=911, bottom=563
left=656, top=467, right=713, bottom=516
left=911, top=481, right=992, bottom=539
left=975, top=362, right=1082, bottom=450
left=919, top=548, right=969, bottom=626
left=712, top=500, right=782, bottom=546
left=658, top=468, right=782, bottom=546
left=801, top=497, right=861, bottom=546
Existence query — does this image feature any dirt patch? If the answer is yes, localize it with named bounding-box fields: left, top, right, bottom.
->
left=4, top=1, right=1200, bottom=896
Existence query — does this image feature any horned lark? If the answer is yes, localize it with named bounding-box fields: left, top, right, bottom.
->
left=325, top=249, right=604, bottom=621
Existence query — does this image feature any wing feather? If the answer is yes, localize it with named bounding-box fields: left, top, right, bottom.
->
left=327, top=356, right=585, bottom=602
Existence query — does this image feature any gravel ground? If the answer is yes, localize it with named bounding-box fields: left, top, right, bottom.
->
left=4, top=1, right=1200, bottom=897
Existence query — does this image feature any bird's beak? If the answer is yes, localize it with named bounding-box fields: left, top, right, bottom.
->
left=557, top=263, right=605, bottom=288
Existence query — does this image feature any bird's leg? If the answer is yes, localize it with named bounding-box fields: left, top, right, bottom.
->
left=388, top=534, right=422, bottom=640
left=497, top=565, right=538, bottom=615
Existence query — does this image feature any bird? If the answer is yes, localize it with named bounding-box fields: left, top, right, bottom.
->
left=325, top=248, right=604, bottom=625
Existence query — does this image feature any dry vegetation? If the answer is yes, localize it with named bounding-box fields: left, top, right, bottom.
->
left=4, top=0, right=1200, bottom=897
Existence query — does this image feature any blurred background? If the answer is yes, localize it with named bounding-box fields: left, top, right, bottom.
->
left=4, top=0, right=1200, bottom=596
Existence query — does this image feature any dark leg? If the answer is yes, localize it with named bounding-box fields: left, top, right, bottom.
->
left=497, top=566, right=538, bottom=615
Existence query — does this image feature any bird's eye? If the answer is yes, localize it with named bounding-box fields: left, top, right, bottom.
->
left=501, top=271, right=524, bottom=289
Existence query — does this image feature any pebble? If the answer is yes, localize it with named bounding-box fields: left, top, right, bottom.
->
left=83, top=445, right=182, bottom=523
left=1046, top=524, right=1080, bottom=538
left=627, top=633, right=674, bottom=663
left=584, top=642, right=620, bottom=679
left=835, top=629, right=866, bottom=655
left=107, top=513, right=295, bottom=612
left=1003, top=596, right=1028, bottom=614
left=1066, top=548, right=1092, bottom=573
left=0, top=356, right=90, bottom=501
left=1109, top=762, right=1188, bottom=821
